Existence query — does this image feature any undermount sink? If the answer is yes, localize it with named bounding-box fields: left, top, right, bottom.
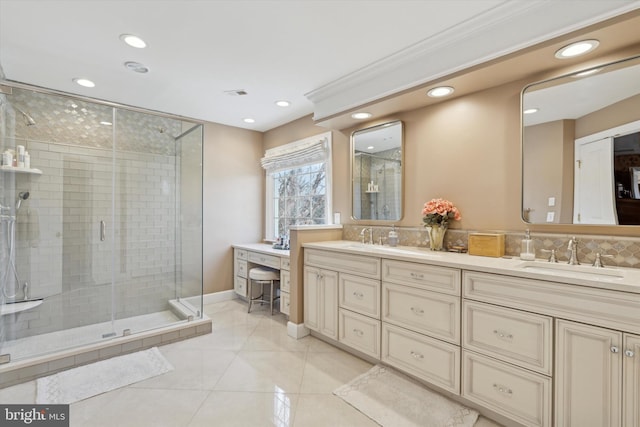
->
left=331, top=242, right=442, bottom=257
left=515, top=261, right=625, bottom=280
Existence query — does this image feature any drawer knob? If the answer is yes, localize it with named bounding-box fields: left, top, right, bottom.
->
left=493, top=383, right=513, bottom=396
left=625, top=349, right=635, bottom=357
left=410, top=350, right=424, bottom=360
left=410, top=307, right=424, bottom=315
left=410, top=272, right=425, bottom=280
left=353, top=328, right=364, bottom=337
left=611, top=346, right=620, bottom=354
left=493, top=330, right=513, bottom=340
left=353, top=292, right=364, bottom=299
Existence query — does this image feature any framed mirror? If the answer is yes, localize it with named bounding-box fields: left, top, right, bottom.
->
left=351, top=120, right=404, bottom=221
left=522, top=55, right=640, bottom=225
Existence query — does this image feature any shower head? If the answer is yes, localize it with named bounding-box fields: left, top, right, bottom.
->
left=16, top=191, right=30, bottom=210
left=15, top=108, right=36, bottom=126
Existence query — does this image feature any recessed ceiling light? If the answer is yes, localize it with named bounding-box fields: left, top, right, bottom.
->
left=120, top=34, right=147, bottom=49
left=243, top=118, right=255, bottom=124
left=351, top=112, right=372, bottom=119
left=275, top=100, right=291, bottom=107
left=100, top=121, right=113, bottom=126
left=427, top=86, right=454, bottom=98
left=554, top=39, right=599, bottom=59
left=73, top=78, right=95, bottom=88
left=523, top=108, right=539, bottom=114
left=367, top=146, right=375, bottom=150
left=574, top=68, right=601, bottom=77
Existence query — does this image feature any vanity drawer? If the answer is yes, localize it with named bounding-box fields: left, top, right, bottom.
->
left=281, top=291, right=290, bottom=316
left=280, top=270, right=291, bottom=293
left=381, top=323, right=460, bottom=394
left=280, top=258, right=291, bottom=271
left=463, top=271, right=640, bottom=335
left=235, top=249, right=248, bottom=260
left=339, top=273, right=380, bottom=319
left=305, top=248, right=380, bottom=279
left=339, top=309, right=381, bottom=359
left=382, top=282, right=459, bottom=344
left=462, top=350, right=552, bottom=427
left=234, top=276, right=247, bottom=297
left=463, top=301, right=552, bottom=375
left=235, top=259, right=248, bottom=279
left=248, top=251, right=280, bottom=269
left=382, top=259, right=460, bottom=295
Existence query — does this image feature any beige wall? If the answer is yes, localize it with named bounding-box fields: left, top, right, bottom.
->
left=203, top=122, right=263, bottom=294
left=265, top=79, right=640, bottom=238
left=576, top=93, right=640, bottom=138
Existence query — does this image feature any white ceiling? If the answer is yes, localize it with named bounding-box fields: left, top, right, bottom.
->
left=1, top=0, right=639, bottom=132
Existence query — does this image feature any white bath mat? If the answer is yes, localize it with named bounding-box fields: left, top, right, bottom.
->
left=36, top=347, right=173, bottom=404
left=334, top=365, right=479, bottom=427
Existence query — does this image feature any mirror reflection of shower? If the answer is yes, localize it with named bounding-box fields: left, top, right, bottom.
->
left=355, top=151, right=402, bottom=220
left=2, top=190, right=31, bottom=301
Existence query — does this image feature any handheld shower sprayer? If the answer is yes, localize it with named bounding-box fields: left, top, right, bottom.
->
left=16, top=191, right=30, bottom=210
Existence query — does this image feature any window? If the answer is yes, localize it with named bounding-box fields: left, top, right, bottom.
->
left=262, top=132, right=332, bottom=240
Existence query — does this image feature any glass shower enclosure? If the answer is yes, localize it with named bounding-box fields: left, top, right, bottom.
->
left=0, top=83, right=203, bottom=363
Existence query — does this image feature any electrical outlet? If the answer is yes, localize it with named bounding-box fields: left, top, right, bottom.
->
left=546, top=211, right=555, bottom=222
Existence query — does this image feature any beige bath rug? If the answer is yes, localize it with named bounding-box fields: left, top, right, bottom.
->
left=334, top=364, right=479, bottom=427
left=36, top=347, right=173, bottom=404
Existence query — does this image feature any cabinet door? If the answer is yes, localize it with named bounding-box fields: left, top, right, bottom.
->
left=624, top=334, right=640, bottom=427
left=319, top=269, right=339, bottom=340
left=303, top=266, right=321, bottom=332
left=555, top=319, right=622, bottom=427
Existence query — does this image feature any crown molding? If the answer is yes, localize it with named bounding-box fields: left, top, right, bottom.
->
left=306, top=0, right=640, bottom=121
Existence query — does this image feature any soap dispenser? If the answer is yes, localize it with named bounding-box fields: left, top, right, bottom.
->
left=520, top=229, right=535, bottom=261
left=388, top=225, right=399, bottom=247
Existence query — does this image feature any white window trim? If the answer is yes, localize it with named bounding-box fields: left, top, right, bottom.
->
left=264, top=132, right=333, bottom=241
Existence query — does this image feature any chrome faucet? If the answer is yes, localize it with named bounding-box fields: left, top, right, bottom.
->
left=567, top=236, right=580, bottom=265
left=360, top=227, right=373, bottom=244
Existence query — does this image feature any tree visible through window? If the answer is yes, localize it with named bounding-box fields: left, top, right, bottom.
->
left=271, top=162, right=326, bottom=238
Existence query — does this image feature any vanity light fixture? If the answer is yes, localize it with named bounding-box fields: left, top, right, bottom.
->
left=351, top=112, right=372, bottom=120
left=427, top=86, right=454, bottom=98
left=275, top=100, right=291, bottom=107
left=120, top=34, right=147, bottom=49
left=243, top=118, right=255, bottom=124
left=73, top=78, right=95, bottom=88
left=554, top=39, right=599, bottom=59
left=523, top=108, right=539, bottom=114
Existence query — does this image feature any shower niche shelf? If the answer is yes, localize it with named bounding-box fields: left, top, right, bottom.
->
left=0, top=166, right=42, bottom=175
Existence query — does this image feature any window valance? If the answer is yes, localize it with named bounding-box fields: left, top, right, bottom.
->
left=260, top=132, right=332, bottom=172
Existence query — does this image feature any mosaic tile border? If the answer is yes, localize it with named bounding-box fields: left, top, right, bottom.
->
left=342, top=224, right=640, bottom=269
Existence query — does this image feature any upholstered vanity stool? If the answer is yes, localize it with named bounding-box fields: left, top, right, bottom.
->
left=247, top=266, right=280, bottom=314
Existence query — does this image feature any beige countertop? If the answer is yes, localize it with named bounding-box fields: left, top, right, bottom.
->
left=302, top=240, right=640, bottom=294
left=232, top=243, right=290, bottom=258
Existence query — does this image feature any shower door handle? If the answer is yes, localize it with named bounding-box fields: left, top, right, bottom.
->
left=100, top=220, right=106, bottom=241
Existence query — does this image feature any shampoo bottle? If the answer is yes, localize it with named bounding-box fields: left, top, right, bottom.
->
left=520, top=229, right=535, bottom=260
left=388, top=225, right=398, bottom=247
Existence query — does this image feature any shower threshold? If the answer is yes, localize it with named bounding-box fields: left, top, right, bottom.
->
left=0, top=309, right=211, bottom=389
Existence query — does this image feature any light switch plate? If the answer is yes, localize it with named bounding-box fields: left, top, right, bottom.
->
left=546, top=211, right=555, bottom=222
left=548, top=197, right=556, bottom=207
left=333, top=212, right=341, bottom=224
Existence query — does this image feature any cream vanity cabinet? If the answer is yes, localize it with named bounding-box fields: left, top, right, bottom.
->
left=304, top=248, right=381, bottom=357
left=380, top=259, right=462, bottom=394
left=280, top=258, right=291, bottom=316
left=233, top=248, right=248, bottom=297
left=464, top=270, right=640, bottom=427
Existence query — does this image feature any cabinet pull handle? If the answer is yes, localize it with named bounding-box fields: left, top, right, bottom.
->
left=410, top=307, right=424, bottom=315
left=625, top=350, right=635, bottom=357
left=100, top=220, right=106, bottom=241
left=353, top=328, right=364, bottom=337
left=493, top=329, right=513, bottom=340
left=493, top=383, right=513, bottom=396
left=410, top=350, right=424, bottom=360
left=611, top=346, right=620, bottom=354
left=410, top=272, right=425, bottom=280
left=353, top=292, right=364, bottom=299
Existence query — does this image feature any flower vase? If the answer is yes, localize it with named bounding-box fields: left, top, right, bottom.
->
left=426, top=225, right=447, bottom=251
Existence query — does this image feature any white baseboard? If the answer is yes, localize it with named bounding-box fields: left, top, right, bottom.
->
left=287, top=321, right=310, bottom=339
left=203, top=290, right=238, bottom=305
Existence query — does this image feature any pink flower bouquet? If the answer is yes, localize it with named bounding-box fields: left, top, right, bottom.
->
left=422, top=198, right=461, bottom=227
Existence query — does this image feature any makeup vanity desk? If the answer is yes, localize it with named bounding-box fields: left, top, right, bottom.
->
left=232, top=243, right=291, bottom=315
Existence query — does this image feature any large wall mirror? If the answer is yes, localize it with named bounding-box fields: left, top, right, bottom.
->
left=351, top=120, right=404, bottom=221
left=522, top=54, right=640, bottom=225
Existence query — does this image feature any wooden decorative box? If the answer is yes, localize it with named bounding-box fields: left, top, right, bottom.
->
left=468, top=233, right=505, bottom=258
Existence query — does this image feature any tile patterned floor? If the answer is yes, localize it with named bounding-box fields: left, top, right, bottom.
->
left=0, top=299, right=502, bottom=426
